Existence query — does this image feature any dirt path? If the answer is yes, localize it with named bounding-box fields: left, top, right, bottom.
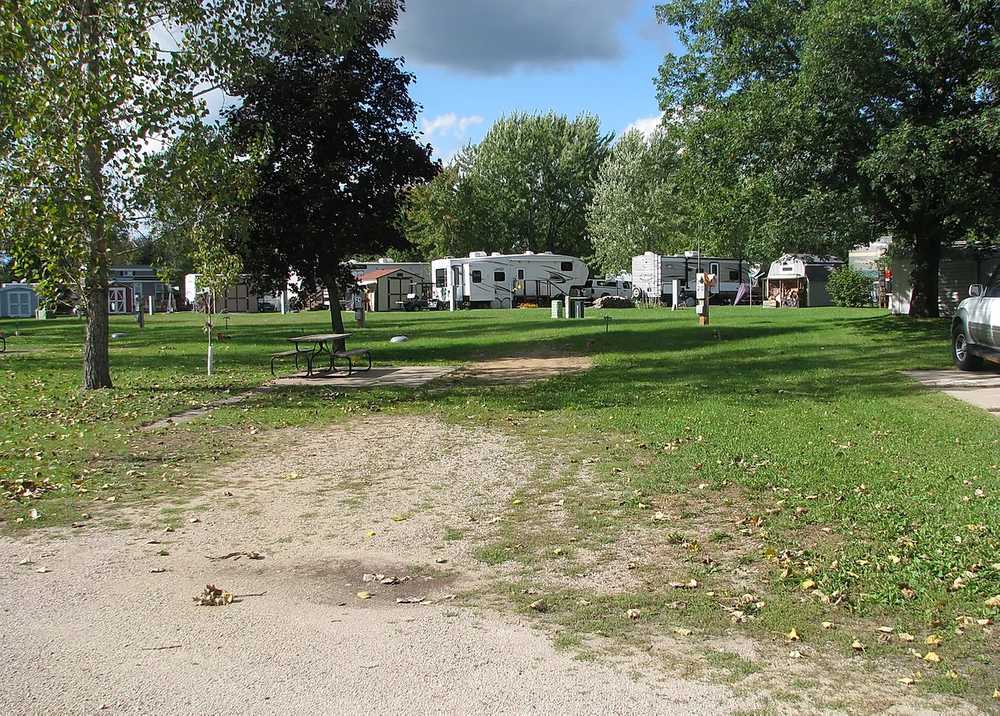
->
left=0, top=416, right=748, bottom=715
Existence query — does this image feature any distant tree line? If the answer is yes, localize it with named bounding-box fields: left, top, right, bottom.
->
left=401, top=0, right=999, bottom=318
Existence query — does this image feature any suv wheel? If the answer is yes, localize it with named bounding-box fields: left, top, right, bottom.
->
left=953, top=329, right=984, bottom=371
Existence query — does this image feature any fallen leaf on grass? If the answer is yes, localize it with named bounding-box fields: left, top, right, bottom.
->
left=788, top=650, right=802, bottom=659
left=898, top=633, right=915, bottom=642
left=669, top=579, right=699, bottom=590
left=800, top=579, right=816, bottom=591
left=390, top=514, right=408, bottom=523
left=356, top=591, right=372, bottom=600
left=529, top=599, right=546, bottom=612
left=851, top=640, right=864, bottom=652
left=985, top=595, right=1000, bottom=608
left=786, top=628, right=800, bottom=642
left=821, top=621, right=835, bottom=630
left=29, top=509, right=39, bottom=521
left=925, top=634, right=942, bottom=646
left=626, top=609, right=641, bottom=620
left=897, top=677, right=914, bottom=686
left=672, top=627, right=692, bottom=636
left=923, top=652, right=941, bottom=663
left=35, top=567, right=50, bottom=574
left=877, top=626, right=894, bottom=634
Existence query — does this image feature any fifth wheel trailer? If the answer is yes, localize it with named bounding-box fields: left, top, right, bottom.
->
left=432, top=252, right=590, bottom=308
left=631, top=252, right=755, bottom=304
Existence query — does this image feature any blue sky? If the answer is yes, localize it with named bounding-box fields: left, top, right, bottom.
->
left=386, top=1, right=680, bottom=161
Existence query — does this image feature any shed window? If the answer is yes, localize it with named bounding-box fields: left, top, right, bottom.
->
left=435, top=268, right=446, bottom=287
left=471, top=270, right=482, bottom=284
left=494, top=271, right=506, bottom=282
left=560, top=261, right=573, bottom=272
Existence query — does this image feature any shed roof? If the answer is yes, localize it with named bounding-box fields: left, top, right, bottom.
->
left=357, top=267, right=423, bottom=283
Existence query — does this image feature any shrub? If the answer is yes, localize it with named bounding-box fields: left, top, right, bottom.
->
left=827, top=266, right=873, bottom=307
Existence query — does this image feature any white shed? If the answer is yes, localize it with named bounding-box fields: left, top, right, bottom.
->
left=765, top=255, right=844, bottom=308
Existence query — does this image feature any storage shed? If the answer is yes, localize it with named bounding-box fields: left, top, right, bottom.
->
left=356, top=267, right=430, bottom=311
left=765, top=255, right=844, bottom=308
left=0, top=283, right=40, bottom=318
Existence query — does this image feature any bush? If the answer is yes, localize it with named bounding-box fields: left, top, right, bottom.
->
left=827, top=266, right=873, bottom=307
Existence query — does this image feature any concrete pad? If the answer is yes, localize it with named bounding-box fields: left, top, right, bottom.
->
left=905, top=369, right=1000, bottom=414
left=273, top=365, right=458, bottom=388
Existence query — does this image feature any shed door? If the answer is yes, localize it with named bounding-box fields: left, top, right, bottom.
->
left=109, top=287, right=128, bottom=314
left=7, top=291, right=32, bottom=317
left=387, top=276, right=410, bottom=310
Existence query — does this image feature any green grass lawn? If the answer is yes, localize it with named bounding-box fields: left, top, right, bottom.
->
left=2, top=305, right=998, bottom=701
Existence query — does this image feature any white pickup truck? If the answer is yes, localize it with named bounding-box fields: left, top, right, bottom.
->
left=952, top=267, right=1000, bottom=370
left=580, top=278, right=632, bottom=301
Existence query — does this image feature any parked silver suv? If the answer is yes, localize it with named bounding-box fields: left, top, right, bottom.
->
left=952, top=267, right=1000, bottom=370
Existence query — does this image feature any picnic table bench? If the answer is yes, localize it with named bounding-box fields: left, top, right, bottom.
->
left=270, top=333, right=372, bottom=377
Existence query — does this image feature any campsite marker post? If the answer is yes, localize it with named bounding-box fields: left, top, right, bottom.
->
left=696, top=272, right=715, bottom=326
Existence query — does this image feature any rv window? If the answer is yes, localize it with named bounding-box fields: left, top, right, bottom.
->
left=729, top=270, right=740, bottom=281
left=435, top=268, right=446, bottom=287
left=561, top=261, right=573, bottom=272
left=494, top=271, right=506, bottom=282
left=709, top=262, right=720, bottom=276
left=471, top=270, right=482, bottom=283
left=517, top=269, right=525, bottom=280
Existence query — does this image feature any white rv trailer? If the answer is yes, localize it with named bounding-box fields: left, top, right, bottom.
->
left=631, top=252, right=754, bottom=304
left=431, top=251, right=590, bottom=308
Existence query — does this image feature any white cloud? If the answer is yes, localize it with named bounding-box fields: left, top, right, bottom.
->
left=622, top=113, right=664, bottom=139
left=420, top=112, right=484, bottom=140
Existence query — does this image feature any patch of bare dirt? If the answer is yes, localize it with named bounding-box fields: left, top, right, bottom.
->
left=455, top=354, right=593, bottom=384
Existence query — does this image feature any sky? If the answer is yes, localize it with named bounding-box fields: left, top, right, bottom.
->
left=384, top=0, right=681, bottom=162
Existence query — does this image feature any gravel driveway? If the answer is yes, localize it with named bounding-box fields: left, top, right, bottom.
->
left=0, top=415, right=746, bottom=715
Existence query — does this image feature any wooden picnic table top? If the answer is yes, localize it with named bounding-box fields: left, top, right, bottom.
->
left=287, top=333, right=352, bottom=343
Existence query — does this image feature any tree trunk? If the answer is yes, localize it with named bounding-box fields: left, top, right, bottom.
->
left=80, top=0, right=112, bottom=389
left=324, top=273, right=347, bottom=350
left=907, top=228, right=941, bottom=318
left=83, top=280, right=112, bottom=389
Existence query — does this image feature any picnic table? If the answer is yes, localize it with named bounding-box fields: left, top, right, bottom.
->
left=271, top=333, right=372, bottom=377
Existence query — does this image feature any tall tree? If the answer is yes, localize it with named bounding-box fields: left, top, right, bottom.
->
left=587, top=128, right=689, bottom=274
left=0, top=1, right=365, bottom=388
left=656, top=0, right=1000, bottom=316
left=228, top=0, right=436, bottom=335
left=461, top=113, right=612, bottom=257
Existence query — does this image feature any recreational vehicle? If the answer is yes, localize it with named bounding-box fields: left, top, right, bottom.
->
left=431, top=251, right=590, bottom=308
left=631, top=252, right=754, bottom=304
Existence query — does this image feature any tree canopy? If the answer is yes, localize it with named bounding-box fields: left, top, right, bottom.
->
left=656, top=0, right=1000, bottom=316
left=227, top=0, right=436, bottom=334
left=402, top=112, right=611, bottom=260
left=587, top=128, right=689, bottom=275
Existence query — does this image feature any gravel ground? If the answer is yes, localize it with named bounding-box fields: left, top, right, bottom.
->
left=0, top=415, right=748, bottom=715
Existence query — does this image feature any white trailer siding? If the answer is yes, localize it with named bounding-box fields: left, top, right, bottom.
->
left=632, top=253, right=750, bottom=302
left=432, top=252, right=589, bottom=308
